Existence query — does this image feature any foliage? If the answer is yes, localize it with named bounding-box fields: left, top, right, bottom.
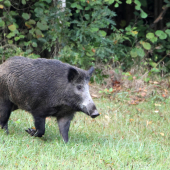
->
left=0, top=0, right=170, bottom=82
left=0, top=0, right=70, bottom=61
left=59, top=0, right=117, bottom=68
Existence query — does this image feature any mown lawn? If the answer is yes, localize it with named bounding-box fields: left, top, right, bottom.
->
left=1, top=97, right=170, bottom=169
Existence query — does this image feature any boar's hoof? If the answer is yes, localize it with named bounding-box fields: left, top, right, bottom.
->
left=91, top=110, right=100, bottom=118
left=25, top=128, right=44, bottom=137
left=4, top=125, right=9, bottom=135
left=25, top=128, right=37, bottom=136
left=0, top=123, right=9, bottom=134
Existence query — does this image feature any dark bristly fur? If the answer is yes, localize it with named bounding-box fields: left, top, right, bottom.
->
left=0, top=56, right=99, bottom=142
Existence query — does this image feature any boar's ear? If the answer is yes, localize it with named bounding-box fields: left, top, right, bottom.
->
left=88, top=67, right=95, bottom=77
left=68, top=67, right=79, bottom=82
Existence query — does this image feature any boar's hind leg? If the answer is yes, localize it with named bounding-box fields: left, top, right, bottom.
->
left=57, top=114, right=74, bottom=143
left=0, top=100, right=13, bottom=134
left=26, top=116, right=45, bottom=137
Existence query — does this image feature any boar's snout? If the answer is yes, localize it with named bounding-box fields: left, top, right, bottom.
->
left=80, top=103, right=99, bottom=118
left=91, top=110, right=100, bottom=118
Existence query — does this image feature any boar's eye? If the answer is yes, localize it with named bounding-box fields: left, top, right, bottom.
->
left=77, top=85, right=83, bottom=90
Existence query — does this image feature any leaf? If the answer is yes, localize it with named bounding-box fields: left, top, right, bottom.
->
left=0, top=19, right=5, bottom=27
left=14, top=37, right=20, bottom=41
left=131, top=31, right=138, bottom=35
left=27, top=19, right=36, bottom=25
left=19, top=35, right=25, bottom=38
left=84, top=14, right=90, bottom=20
left=10, top=11, right=18, bottom=16
left=165, top=29, right=170, bottom=36
left=160, top=133, right=164, bottom=136
left=8, top=40, right=13, bottom=44
left=21, top=0, right=26, bottom=5
left=6, top=32, right=15, bottom=38
left=151, top=68, right=160, bottom=73
left=146, top=120, right=152, bottom=126
left=34, top=7, right=44, bottom=16
left=25, top=20, right=36, bottom=28
left=154, top=103, right=161, bottom=106
left=126, top=0, right=132, bottom=4
left=140, top=10, right=147, bottom=18
left=115, top=3, right=119, bottom=7
left=15, top=119, right=21, bottom=124
left=130, top=49, right=137, bottom=58
left=166, top=22, right=170, bottom=28
left=35, top=29, right=43, bottom=38
left=109, top=88, right=113, bottom=92
left=8, top=24, right=16, bottom=31
left=91, top=28, right=99, bottom=32
left=162, top=94, right=166, bottom=98
left=4, top=1, right=11, bottom=7
left=37, top=21, right=49, bottom=30
left=22, top=13, right=30, bottom=20
left=99, top=30, right=106, bottom=37
left=146, top=32, right=154, bottom=39
left=150, top=37, right=158, bottom=43
left=71, top=2, right=78, bottom=8
left=0, top=4, right=4, bottom=9
left=155, top=30, right=167, bottom=39
left=149, top=61, right=157, bottom=68
left=142, top=42, right=151, bottom=50
left=92, top=49, right=95, bottom=53
left=136, top=48, right=145, bottom=57
left=135, top=0, right=141, bottom=10
left=86, top=52, right=94, bottom=57
left=108, top=0, right=114, bottom=4
left=37, top=38, right=46, bottom=43
left=32, top=42, right=37, bottom=47
left=25, top=22, right=32, bottom=29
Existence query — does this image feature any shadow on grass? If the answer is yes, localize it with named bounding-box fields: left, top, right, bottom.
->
left=1, top=122, right=110, bottom=146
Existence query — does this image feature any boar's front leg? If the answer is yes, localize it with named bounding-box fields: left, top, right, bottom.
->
left=0, top=100, right=14, bottom=134
left=57, top=113, right=74, bottom=143
left=26, top=116, right=45, bottom=137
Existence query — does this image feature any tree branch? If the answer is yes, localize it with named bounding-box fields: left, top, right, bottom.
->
left=150, top=6, right=169, bottom=28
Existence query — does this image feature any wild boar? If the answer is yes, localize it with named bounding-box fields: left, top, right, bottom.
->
left=0, top=56, right=99, bottom=142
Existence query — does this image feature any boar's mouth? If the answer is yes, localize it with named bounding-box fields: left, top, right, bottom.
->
left=91, top=110, right=99, bottom=118
left=80, top=104, right=99, bottom=118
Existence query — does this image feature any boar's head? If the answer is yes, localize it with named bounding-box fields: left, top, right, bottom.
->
left=65, top=66, right=99, bottom=118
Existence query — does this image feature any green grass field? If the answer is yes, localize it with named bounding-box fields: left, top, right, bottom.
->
left=1, top=97, right=170, bottom=170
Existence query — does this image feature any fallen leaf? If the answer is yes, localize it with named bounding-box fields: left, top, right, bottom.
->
left=130, top=119, right=134, bottom=122
left=164, top=89, right=168, bottom=94
left=160, top=133, right=164, bottom=136
left=105, top=115, right=110, bottom=122
left=146, top=120, right=152, bottom=126
left=140, top=92, right=146, bottom=97
left=91, top=94, right=99, bottom=98
left=162, top=94, right=166, bottom=98
left=154, top=103, right=161, bottom=106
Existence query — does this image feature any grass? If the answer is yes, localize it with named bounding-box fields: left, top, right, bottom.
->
left=1, top=97, right=170, bottom=169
